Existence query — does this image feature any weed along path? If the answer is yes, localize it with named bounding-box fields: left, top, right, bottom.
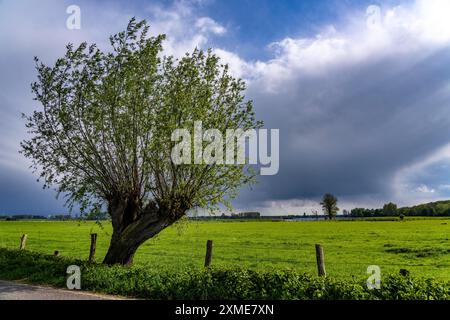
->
left=0, top=280, right=123, bottom=300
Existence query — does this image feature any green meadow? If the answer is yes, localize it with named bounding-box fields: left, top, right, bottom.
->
left=1, top=218, right=450, bottom=280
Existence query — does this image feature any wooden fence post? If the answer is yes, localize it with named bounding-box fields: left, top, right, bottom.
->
left=399, top=269, right=410, bottom=277
left=19, top=234, right=27, bottom=250
left=315, top=244, right=326, bottom=277
left=89, top=233, right=97, bottom=263
left=204, top=240, right=213, bottom=267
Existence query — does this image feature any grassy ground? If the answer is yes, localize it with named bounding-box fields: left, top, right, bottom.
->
left=1, top=218, right=450, bottom=280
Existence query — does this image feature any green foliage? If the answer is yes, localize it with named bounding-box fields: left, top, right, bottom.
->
left=1, top=248, right=449, bottom=300
left=383, top=202, right=398, bottom=216
left=400, top=200, right=450, bottom=217
left=351, top=200, right=450, bottom=218
left=21, top=18, right=262, bottom=264
left=21, top=18, right=261, bottom=218
left=320, top=193, right=339, bottom=220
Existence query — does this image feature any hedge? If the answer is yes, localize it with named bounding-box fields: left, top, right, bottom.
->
left=0, top=248, right=449, bottom=300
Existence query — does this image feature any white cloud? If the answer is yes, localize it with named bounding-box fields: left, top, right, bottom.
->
left=415, top=184, right=436, bottom=194
left=143, top=1, right=226, bottom=57
left=393, top=143, right=450, bottom=205
left=213, top=49, right=252, bottom=79
left=195, top=17, right=226, bottom=35
left=214, top=0, right=450, bottom=92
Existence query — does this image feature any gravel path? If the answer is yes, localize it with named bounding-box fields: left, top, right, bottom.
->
left=0, top=280, right=121, bottom=300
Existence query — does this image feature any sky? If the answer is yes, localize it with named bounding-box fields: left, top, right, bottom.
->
left=1, top=0, right=450, bottom=215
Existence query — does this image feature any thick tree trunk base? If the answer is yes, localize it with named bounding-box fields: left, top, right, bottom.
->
left=102, top=239, right=140, bottom=266
left=103, top=201, right=174, bottom=266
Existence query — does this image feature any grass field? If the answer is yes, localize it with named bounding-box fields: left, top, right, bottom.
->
left=1, top=218, right=450, bottom=280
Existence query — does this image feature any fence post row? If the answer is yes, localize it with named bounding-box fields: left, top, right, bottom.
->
left=204, top=240, right=213, bottom=267
left=315, top=244, right=326, bottom=277
left=16, top=234, right=331, bottom=277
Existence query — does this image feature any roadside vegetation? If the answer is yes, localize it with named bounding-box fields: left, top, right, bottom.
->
left=0, top=248, right=449, bottom=300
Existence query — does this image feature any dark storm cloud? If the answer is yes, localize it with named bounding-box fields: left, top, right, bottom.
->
left=234, top=46, right=450, bottom=209
left=0, top=169, right=67, bottom=214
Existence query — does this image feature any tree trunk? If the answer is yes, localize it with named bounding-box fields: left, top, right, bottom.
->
left=103, top=236, right=141, bottom=266
left=103, top=196, right=186, bottom=265
left=102, top=213, right=170, bottom=265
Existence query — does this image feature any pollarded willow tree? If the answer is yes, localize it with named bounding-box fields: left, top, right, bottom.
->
left=21, top=18, right=261, bottom=265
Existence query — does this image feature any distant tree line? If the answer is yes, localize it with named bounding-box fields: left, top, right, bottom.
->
left=0, top=212, right=109, bottom=221
left=0, top=215, right=48, bottom=221
left=3, top=200, right=450, bottom=221
left=346, top=200, right=450, bottom=217
left=227, top=212, right=261, bottom=219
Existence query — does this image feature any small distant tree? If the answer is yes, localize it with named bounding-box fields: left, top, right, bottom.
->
left=383, top=202, right=398, bottom=216
left=320, top=193, right=339, bottom=220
